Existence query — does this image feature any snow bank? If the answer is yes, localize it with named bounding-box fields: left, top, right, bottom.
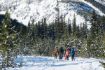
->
left=0, top=11, right=6, bottom=14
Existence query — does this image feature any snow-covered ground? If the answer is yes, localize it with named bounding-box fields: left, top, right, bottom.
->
left=0, top=0, right=105, bottom=26
left=5, top=56, right=105, bottom=70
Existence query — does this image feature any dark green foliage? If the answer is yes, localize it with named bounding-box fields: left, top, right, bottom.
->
left=0, top=11, right=18, bottom=68
left=85, top=11, right=105, bottom=58
left=72, top=14, right=77, bottom=37
left=68, top=23, right=72, bottom=36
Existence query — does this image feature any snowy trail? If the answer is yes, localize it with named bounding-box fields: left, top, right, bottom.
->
left=6, top=56, right=104, bottom=70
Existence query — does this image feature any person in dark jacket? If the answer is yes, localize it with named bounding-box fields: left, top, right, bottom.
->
left=70, top=46, right=77, bottom=61
left=59, top=47, right=64, bottom=59
left=70, top=47, right=76, bottom=61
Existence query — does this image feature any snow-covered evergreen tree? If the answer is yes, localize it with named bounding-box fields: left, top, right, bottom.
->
left=0, top=11, right=17, bottom=68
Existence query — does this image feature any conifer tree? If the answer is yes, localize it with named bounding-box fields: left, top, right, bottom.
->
left=87, top=11, right=102, bottom=57
left=68, top=23, right=72, bottom=36
left=0, top=11, right=17, bottom=67
left=72, top=14, right=77, bottom=37
left=90, top=11, right=99, bottom=39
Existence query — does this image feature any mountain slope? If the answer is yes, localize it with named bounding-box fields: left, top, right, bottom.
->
left=95, top=0, right=105, bottom=6
left=85, top=0, right=105, bottom=15
left=0, top=0, right=104, bottom=26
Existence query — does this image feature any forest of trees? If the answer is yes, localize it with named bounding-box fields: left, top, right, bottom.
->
left=0, top=11, right=105, bottom=68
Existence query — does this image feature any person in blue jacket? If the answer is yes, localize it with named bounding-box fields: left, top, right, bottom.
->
left=70, top=47, right=76, bottom=61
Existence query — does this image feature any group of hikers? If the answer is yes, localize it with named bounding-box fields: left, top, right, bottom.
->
left=53, top=45, right=77, bottom=61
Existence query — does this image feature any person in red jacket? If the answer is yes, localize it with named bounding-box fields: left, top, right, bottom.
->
left=64, top=47, right=70, bottom=60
